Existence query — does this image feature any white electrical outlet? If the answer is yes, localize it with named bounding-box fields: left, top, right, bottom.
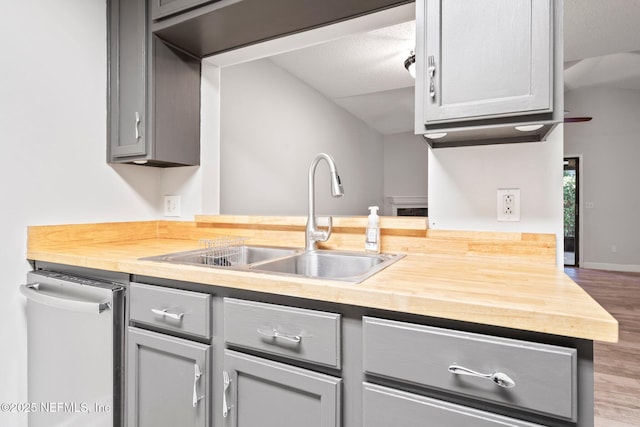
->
left=164, top=195, right=181, bottom=217
left=497, top=189, right=520, bottom=221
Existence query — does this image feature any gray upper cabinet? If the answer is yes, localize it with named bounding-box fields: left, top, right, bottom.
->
left=108, top=0, right=147, bottom=159
left=415, top=0, right=564, bottom=147
left=107, top=0, right=201, bottom=167
left=128, top=327, right=210, bottom=427
left=148, top=36, right=201, bottom=166
left=223, top=350, right=341, bottom=427
left=424, top=0, right=552, bottom=123
left=151, top=0, right=214, bottom=20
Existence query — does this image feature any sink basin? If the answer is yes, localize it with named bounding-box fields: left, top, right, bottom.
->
left=251, top=250, right=404, bottom=283
left=142, top=246, right=403, bottom=283
left=142, top=245, right=301, bottom=267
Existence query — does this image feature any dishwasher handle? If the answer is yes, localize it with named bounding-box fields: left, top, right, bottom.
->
left=20, top=283, right=111, bottom=314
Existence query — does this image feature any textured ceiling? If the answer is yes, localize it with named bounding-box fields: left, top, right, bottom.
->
left=270, top=21, right=416, bottom=99
left=564, top=0, right=640, bottom=91
left=265, top=1, right=640, bottom=135
left=564, top=0, right=640, bottom=61
left=269, top=21, right=416, bottom=134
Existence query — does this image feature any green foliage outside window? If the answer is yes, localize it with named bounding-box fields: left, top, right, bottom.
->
left=563, top=173, right=576, bottom=237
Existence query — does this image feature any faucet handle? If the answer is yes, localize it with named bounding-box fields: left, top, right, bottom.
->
left=324, top=216, right=333, bottom=240
left=313, top=216, right=333, bottom=243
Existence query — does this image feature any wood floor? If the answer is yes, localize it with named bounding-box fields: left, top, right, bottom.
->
left=565, top=267, right=640, bottom=427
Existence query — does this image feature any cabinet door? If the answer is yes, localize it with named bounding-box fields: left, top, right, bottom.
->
left=108, top=0, right=147, bottom=159
left=223, top=350, right=341, bottom=427
left=363, top=383, right=546, bottom=427
left=128, top=327, right=210, bottom=427
left=423, top=0, right=552, bottom=124
left=151, top=0, right=213, bottom=20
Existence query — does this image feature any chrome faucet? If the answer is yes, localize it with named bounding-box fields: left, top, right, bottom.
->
left=306, top=153, right=344, bottom=251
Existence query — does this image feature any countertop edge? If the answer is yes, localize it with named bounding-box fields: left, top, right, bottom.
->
left=26, top=243, right=619, bottom=344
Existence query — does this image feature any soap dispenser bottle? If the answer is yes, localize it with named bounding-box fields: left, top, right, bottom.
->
left=365, top=206, right=380, bottom=253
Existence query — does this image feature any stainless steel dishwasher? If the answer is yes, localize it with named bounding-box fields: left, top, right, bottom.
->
left=20, top=270, right=125, bottom=427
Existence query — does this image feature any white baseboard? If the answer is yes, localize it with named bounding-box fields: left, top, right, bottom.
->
left=581, top=262, right=640, bottom=273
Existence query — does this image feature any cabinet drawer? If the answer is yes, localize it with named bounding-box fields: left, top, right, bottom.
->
left=363, top=382, right=545, bottom=427
left=224, top=298, right=341, bottom=368
left=363, top=317, right=576, bottom=420
left=130, top=282, right=211, bottom=339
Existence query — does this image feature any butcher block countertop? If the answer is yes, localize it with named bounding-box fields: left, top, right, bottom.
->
left=27, top=216, right=618, bottom=343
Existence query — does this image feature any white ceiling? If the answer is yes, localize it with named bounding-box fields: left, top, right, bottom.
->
left=564, top=0, right=640, bottom=92
left=564, top=0, right=640, bottom=61
left=267, top=1, right=640, bottom=135
left=269, top=20, right=416, bottom=135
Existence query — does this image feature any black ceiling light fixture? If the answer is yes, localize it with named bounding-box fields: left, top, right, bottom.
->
left=404, top=51, right=416, bottom=78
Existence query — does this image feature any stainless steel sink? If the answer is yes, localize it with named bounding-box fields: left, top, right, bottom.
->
left=251, top=250, right=404, bottom=283
left=142, top=245, right=302, bottom=267
left=142, top=246, right=403, bottom=283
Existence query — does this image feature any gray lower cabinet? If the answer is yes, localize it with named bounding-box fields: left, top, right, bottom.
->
left=223, top=349, right=341, bottom=427
left=363, top=317, right=577, bottom=421
left=130, top=282, right=212, bottom=339
left=120, top=277, right=591, bottom=427
left=363, top=383, right=546, bottom=427
left=223, top=297, right=341, bottom=368
left=127, top=327, right=210, bottom=427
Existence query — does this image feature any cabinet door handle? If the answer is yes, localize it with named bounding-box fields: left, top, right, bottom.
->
left=193, top=364, right=203, bottom=407
left=151, top=308, right=184, bottom=321
left=448, top=364, right=516, bottom=389
left=427, top=55, right=436, bottom=99
left=222, top=370, right=232, bottom=418
left=135, top=111, right=141, bottom=140
left=257, top=327, right=302, bottom=344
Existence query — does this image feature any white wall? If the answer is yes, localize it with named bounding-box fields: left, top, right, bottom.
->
left=382, top=132, right=428, bottom=215
left=219, top=58, right=384, bottom=216
left=428, top=127, right=565, bottom=265
left=0, top=1, right=162, bottom=425
left=565, top=87, right=640, bottom=272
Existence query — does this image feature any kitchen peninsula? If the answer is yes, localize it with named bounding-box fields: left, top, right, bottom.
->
left=27, top=216, right=617, bottom=427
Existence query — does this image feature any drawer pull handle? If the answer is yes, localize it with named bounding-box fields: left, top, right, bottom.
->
left=448, top=364, right=516, bottom=389
left=257, top=328, right=302, bottom=344
left=223, top=370, right=232, bottom=418
left=427, top=55, right=436, bottom=99
left=151, top=308, right=184, bottom=321
left=135, top=111, right=142, bottom=140
left=193, top=364, right=203, bottom=408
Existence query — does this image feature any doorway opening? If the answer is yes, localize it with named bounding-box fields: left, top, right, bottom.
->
left=564, top=157, right=579, bottom=266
